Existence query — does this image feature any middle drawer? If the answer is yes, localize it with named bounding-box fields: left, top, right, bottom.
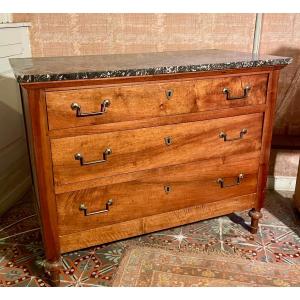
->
left=51, top=113, right=263, bottom=187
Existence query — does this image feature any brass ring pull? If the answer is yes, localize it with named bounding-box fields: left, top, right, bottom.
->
left=74, top=148, right=112, bottom=166
left=219, top=128, right=247, bottom=142
left=79, top=199, right=113, bottom=216
left=223, top=86, right=251, bottom=100
left=71, top=99, right=110, bottom=117
left=217, top=174, right=244, bottom=188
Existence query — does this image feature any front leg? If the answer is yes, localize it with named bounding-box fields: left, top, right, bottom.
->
left=248, top=209, right=263, bottom=234
left=45, top=259, right=61, bottom=287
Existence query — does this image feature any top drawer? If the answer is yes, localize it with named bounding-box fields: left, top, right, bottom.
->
left=46, top=74, right=268, bottom=130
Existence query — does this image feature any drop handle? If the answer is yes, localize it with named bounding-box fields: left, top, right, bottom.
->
left=223, top=86, right=251, bottom=100
left=217, top=173, right=244, bottom=188
left=74, top=148, right=112, bottom=166
left=219, top=128, right=247, bottom=142
left=71, top=99, right=110, bottom=117
left=79, top=199, right=113, bottom=216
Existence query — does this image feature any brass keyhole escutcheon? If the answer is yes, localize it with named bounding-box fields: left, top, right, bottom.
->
left=165, top=89, right=174, bottom=100
left=164, top=136, right=172, bottom=146
left=164, top=185, right=172, bottom=194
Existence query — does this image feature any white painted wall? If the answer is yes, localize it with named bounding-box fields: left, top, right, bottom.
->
left=0, top=20, right=32, bottom=215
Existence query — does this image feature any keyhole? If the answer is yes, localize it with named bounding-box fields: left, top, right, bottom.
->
left=164, top=136, right=172, bottom=146
left=164, top=185, right=172, bottom=194
left=166, top=89, right=174, bottom=100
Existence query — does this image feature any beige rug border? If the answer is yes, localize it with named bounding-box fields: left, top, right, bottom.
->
left=113, top=244, right=300, bottom=286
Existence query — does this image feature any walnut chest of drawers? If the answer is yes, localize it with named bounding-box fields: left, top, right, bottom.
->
left=10, top=49, right=291, bottom=286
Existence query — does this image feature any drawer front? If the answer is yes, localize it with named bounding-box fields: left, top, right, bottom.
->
left=51, top=113, right=263, bottom=187
left=46, top=74, right=267, bottom=130
left=57, top=157, right=259, bottom=235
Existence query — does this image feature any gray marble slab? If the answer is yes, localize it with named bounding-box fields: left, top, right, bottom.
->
left=9, top=49, right=292, bottom=83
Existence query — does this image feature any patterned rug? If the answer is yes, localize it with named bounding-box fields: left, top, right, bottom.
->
left=113, top=246, right=300, bottom=287
left=0, top=190, right=300, bottom=286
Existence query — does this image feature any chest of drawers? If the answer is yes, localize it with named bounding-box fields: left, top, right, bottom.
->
left=10, top=50, right=291, bottom=286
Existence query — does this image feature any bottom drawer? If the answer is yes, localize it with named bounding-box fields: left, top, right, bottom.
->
left=59, top=193, right=257, bottom=253
left=56, top=156, right=259, bottom=236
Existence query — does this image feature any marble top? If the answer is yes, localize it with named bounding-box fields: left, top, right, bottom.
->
left=9, top=49, right=292, bottom=83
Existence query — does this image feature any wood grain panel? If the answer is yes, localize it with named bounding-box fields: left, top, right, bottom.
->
left=46, top=79, right=196, bottom=130
left=57, top=157, right=259, bottom=235
left=51, top=113, right=263, bottom=187
left=21, top=88, right=60, bottom=263
left=59, top=193, right=256, bottom=253
left=46, top=74, right=267, bottom=130
left=54, top=151, right=261, bottom=194
left=48, top=104, right=266, bottom=140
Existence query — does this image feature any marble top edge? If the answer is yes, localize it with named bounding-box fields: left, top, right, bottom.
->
left=9, top=49, right=292, bottom=83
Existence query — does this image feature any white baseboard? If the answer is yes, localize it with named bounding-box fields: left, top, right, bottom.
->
left=267, top=175, right=296, bottom=191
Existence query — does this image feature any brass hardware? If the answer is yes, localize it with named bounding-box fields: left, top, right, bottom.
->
left=74, top=148, right=112, bottom=166
left=165, top=89, right=174, bottom=100
left=164, top=185, right=172, bottom=194
left=219, top=128, right=247, bottom=142
left=217, top=173, right=244, bottom=188
left=71, top=99, right=110, bottom=117
left=223, top=86, right=251, bottom=100
left=79, top=199, right=113, bottom=216
left=164, top=136, right=173, bottom=146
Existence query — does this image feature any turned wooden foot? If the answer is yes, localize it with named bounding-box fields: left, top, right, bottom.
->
left=45, top=259, right=61, bottom=287
left=248, top=209, right=263, bottom=234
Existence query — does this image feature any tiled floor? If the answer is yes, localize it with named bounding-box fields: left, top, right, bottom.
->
left=0, top=190, right=300, bottom=287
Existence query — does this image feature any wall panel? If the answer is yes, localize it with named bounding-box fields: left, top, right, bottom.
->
left=260, top=13, right=300, bottom=136
left=12, top=14, right=256, bottom=57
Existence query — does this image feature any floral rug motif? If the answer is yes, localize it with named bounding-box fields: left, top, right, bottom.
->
left=113, top=246, right=300, bottom=287
left=0, top=190, right=300, bottom=286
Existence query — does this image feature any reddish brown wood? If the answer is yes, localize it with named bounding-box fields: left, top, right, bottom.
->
left=21, top=88, right=61, bottom=285
left=59, top=193, right=256, bottom=253
left=46, top=74, right=267, bottom=130
left=57, top=157, right=259, bottom=235
left=51, top=113, right=263, bottom=188
left=54, top=151, right=262, bottom=194
left=248, top=209, right=263, bottom=234
left=256, top=70, right=280, bottom=211
left=19, top=65, right=286, bottom=286
left=44, top=260, right=61, bottom=286
left=48, top=104, right=266, bottom=139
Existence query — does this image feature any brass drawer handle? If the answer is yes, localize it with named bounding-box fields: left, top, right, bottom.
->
left=223, top=86, right=251, bottom=100
left=79, top=199, right=113, bottom=216
left=71, top=99, right=110, bottom=117
left=219, top=128, right=247, bottom=142
left=74, top=148, right=112, bottom=166
left=217, top=173, right=244, bottom=188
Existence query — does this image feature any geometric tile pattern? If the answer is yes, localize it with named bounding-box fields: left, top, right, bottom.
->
left=0, top=189, right=300, bottom=286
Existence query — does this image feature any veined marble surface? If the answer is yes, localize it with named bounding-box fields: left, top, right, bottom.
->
left=9, top=49, right=292, bottom=83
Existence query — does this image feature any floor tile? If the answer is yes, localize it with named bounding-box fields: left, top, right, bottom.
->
left=259, top=225, right=300, bottom=264
left=79, top=242, right=126, bottom=286
left=0, top=189, right=299, bottom=286
left=0, top=260, right=31, bottom=286
left=59, top=248, right=94, bottom=283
